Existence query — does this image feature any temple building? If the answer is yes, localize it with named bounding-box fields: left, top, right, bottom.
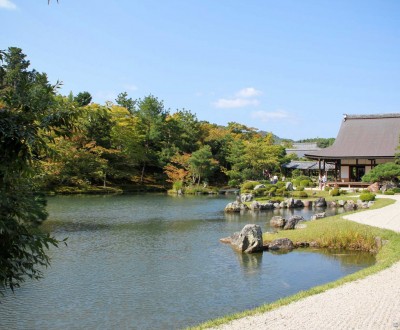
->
left=305, top=113, right=400, bottom=184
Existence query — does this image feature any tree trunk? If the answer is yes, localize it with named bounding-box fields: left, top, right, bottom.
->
left=140, top=163, right=146, bottom=183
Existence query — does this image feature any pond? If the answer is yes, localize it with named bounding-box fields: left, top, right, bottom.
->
left=0, top=194, right=375, bottom=329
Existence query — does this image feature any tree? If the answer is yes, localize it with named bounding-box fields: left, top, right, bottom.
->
left=74, top=91, right=92, bottom=107
left=115, top=92, right=136, bottom=113
left=188, top=145, right=218, bottom=185
left=135, top=95, right=167, bottom=182
left=362, top=162, right=400, bottom=183
left=0, top=47, right=76, bottom=293
left=163, top=152, right=191, bottom=186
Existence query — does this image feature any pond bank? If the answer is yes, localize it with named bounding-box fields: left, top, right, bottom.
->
left=199, top=195, right=400, bottom=330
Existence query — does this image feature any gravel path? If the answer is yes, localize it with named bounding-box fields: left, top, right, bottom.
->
left=212, top=195, right=400, bottom=330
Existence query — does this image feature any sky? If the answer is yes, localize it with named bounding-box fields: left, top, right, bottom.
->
left=1, top=0, right=400, bottom=140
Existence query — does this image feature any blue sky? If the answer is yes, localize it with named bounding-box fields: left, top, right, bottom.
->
left=2, top=0, right=400, bottom=140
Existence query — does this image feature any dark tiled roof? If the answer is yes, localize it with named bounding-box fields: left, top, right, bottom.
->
left=283, top=161, right=335, bottom=170
left=286, top=142, right=321, bottom=158
left=305, top=113, right=400, bottom=159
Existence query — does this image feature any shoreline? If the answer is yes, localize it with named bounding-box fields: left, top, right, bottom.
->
left=203, top=195, right=400, bottom=330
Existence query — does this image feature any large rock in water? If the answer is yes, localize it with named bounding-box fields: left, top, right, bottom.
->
left=230, top=224, right=263, bottom=253
left=224, top=201, right=241, bottom=212
left=267, top=238, right=294, bottom=251
left=283, top=215, right=304, bottom=230
left=241, top=193, right=254, bottom=202
left=314, top=197, right=327, bottom=208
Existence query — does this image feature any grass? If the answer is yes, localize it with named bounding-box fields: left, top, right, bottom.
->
left=189, top=197, right=400, bottom=330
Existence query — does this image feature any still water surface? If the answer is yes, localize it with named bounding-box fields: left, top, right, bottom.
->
left=0, top=194, right=375, bottom=329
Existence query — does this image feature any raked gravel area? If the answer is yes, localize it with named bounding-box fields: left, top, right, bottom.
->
left=212, top=195, right=400, bottom=330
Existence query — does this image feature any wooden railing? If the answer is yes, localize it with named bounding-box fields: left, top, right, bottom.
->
left=327, top=181, right=371, bottom=188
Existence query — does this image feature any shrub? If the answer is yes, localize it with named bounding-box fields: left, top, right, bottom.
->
left=296, top=186, right=305, bottom=191
left=291, top=169, right=302, bottom=178
left=300, top=179, right=311, bottom=187
left=298, top=191, right=308, bottom=198
left=172, top=181, right=183, bottom=191
left=269, top=186, right=277, bottom=193
left=330, top=188, right=340, bottom=196
left=276, top=181, right=285, bottom=188
left=228, top=179, right=240, bottom=187
left=276, top=187, right=287, bottom=195
left=241, top=181, right=260, bottom=190
left=254, top=188, right=267, bottom=196
left=392, top=187, right=400, bottom=193
left=359, top=192, right=376, bottom=202
left=384, top=190, right=395, bottom=195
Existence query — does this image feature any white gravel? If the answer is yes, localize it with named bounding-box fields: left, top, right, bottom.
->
left=212, top=195, right=400, bottom=330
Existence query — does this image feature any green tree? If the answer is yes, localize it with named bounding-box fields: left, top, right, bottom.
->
left=74, top=91, right=92, bottom=107
left=362, top=162, right=400, bottom=183
left=135, top=95, right=167, bottom=182
left=0, top=47, right=76, bottom=293
left=115, top=92, right=136, bottom=113
left=188, top=145, right=218, bottom=185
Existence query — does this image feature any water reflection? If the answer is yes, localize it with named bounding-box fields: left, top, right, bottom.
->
left=234, top=250, right=263, bottom=273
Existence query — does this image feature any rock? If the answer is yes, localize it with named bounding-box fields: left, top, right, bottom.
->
left=254, top=184, right=266, bottom=190
left=285, top=182, right=293, bottom=191
left=303, top=200, right=313, bottom=208
left=380, top=183, right=396, bottom=193
left=279, top=201, right=287, bottom=208
left=358, top=201, right=369, bottom=209
left=327, top=201, right=337, bottom=208
left=229, top=224, right=264, bottom=253
left=267, top=238, right=294, bottom=251
left=294, top=241, right=310, bottom=248
left=368, top=182, right=380, bottom=193
left=219, top=237, right=232, bottom=244
left=224, top=201, right=242, bottom=212
left=314, top=197, right=327, bottom=208
left=286, top=198, right=295, bottom=208
left=368, top=201, right=375, bottom=208
left=241, top=193, right=254, bottom=202
left=375, top=236, right=383, bottom=249
left=270, top=216, right=286, bottom=228
left=311, top=212, right=326, bottom=220
left=249, top=201, right=260, bottom=210
left=338, top=200, right=346, bottom=207
left=273, top=202, right=280, bottom=209
left=294, top=199, right=304, bottom=208
left=283, top=215, right=304, bottom=230
left=344, top=200, right=357, bottom=211
left=260, top=202, right=274, bottom=210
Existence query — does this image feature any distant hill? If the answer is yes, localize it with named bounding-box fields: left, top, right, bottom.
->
left=296, top=137, right=335, bottom=148
left=257, top=131, right=335, bottom=148
left=258, top=131, right=288, bottom=144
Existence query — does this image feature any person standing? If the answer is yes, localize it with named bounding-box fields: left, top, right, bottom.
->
left=322, top=173, right=327, bottom=189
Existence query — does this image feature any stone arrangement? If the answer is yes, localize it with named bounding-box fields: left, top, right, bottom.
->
left=224, top=194, right=375, bottom=213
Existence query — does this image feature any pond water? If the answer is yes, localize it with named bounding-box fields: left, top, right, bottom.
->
left=0, top=194, right=375, bottom=329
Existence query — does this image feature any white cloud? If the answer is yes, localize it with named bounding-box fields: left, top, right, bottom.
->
left=214, top=98, right=260, bottom=109
left=213, top=87, right=262, bottom=109
left=236, top=87, right=262, bottom=98
left=251, top=110, right=290, bottom=122
left=0, top=0, right=17, bottom=10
